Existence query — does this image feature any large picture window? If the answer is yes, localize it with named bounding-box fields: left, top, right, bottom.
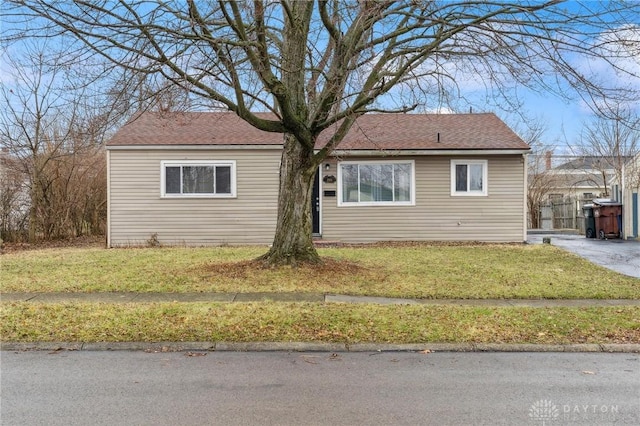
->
left=451, top=159, right=487, bottom=196
left=338, top=160, right=414, bottom=206
left=161, top=161, right=236, bottom=198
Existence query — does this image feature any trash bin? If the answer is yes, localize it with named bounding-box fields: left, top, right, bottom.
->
left=582, top=204, right=595, bottom=238
left=592, top=199, right=622, bottom=239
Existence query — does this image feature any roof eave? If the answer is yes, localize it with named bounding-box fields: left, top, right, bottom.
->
left=106, top=145, right=530, bottom=155
left=106, top=144, right=283, bottom=150
left=330, top=148, right=530, bottom=156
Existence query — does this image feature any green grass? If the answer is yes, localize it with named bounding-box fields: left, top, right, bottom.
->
left=1, top=244, right=638, bottom=299
left=2, top=302, right=638, bottom=344
left=3, top=244, right=638, bottom=345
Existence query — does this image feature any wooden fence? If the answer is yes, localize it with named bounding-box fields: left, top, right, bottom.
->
left=537, top=196, right=591, bottom=232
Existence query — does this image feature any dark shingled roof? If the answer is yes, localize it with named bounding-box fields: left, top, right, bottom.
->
left=554, top=156, right=631, bottom=170
left=107, top=111, right=530, bottom=151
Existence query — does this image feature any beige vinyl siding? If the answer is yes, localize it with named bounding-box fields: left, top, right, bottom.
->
left=108, top=149, right=280, bottom=246
left=109, top=149, right=526, bottom=246
left=321, top=155, right=526, bottom=242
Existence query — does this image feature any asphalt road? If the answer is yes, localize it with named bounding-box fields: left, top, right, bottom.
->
left=2, top=351, right=639, bottom=425
left=528, top=233, right=640, bottom=278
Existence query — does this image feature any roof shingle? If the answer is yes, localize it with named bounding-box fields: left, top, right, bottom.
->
left=107, top=111, right=529, bottom=151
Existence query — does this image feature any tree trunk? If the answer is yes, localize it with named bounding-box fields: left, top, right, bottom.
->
left=256, top=1, right=320, bottom=266
left=258, top=133, right=321, bottom=266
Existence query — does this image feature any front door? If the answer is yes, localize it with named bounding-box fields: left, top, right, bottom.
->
left=312, top=169, right=321, bottom=235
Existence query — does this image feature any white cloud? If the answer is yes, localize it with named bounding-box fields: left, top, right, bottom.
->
left=573, top=25, right=640, bottom=110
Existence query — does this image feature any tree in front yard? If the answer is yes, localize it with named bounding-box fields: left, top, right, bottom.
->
left=6, top=1, right=639, bottom=264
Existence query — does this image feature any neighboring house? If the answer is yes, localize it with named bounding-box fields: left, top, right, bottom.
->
left=545, top=156, right=621, bottom=200
left=616, top=153, right=640, bottom=239
left=0, top=147, right=30, bottom=242
left=527, top=154, right=633, bottom=231
left=106, top=112, right=530, bottom=246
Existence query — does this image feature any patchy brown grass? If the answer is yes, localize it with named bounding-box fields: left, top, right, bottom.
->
left=2, top=244, right=638, bottom=298
left=2, top=302, right=638, bottom=344
left=203, top=257, right=376, bottom=279
left=1, top=235, right=104, bottom=254
left=197, top=257, right=390, bottom=294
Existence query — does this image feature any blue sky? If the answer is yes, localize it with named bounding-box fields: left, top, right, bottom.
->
left=0, top=46, right=596, bottom=150
left=1, top=1, right=638, bottom=153
left=510, top=90, right=586, bottom=149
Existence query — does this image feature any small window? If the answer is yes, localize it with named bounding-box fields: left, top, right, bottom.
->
left=338, top=160, right=414, bottom=206
left=161, top=161, right=236, bottom=198
left=451, top=160, right=487, bottom=196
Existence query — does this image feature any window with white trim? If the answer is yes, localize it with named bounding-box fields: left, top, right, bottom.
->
left=161, top=161, right=236, bottom=198
left=451, top=160, right=487, bottom=196
left=338, top=160, right=414, bottom=206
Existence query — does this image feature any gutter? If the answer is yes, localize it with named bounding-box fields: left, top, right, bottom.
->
left=107, top=144, right=530, bottom=156
left=106, top=150, right=111, bottom=248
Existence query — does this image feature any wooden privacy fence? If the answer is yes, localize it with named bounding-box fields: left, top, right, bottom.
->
left=537, top=196, right=591, bottom=232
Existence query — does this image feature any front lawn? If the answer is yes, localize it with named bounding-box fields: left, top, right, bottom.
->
left=1, top=244, right=638, bottom=299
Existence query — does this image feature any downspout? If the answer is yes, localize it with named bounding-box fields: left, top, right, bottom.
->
left=621, top=161, right=626, bottom=239
left=106, top=149, right=111, bottom=248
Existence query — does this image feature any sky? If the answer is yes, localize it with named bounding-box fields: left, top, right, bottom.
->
left=502, top=89, right=588, bottom=151
left=1, top=1, right=638, bottom=154
left=0, top=58, right=611, bottom=156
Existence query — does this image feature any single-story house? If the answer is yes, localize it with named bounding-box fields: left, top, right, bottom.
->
left=106, top=112, right=530, bottom=246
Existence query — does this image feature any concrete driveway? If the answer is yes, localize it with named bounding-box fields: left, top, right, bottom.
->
left=528, top=233, right=640, bottom=278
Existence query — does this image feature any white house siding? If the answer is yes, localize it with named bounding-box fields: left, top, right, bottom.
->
left=108, top=149, right=281, bottom=246
left=320, top=155, right=526, bottom=242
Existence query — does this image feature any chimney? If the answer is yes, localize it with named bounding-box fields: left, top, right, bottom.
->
left=545, top=151, right=552, bottom=170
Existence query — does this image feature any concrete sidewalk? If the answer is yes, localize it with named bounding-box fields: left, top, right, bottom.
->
left=2, top=291, right=640, bottom=307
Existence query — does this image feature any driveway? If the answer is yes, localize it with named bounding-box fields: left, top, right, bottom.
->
left=528, top=233, right=640, bottom=278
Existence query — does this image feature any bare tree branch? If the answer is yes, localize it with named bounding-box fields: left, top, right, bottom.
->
left=5, top=0, right=639, bottom=263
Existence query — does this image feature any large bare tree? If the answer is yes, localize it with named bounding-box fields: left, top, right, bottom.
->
left=6, top=1, right=639, bottom=264
left=0, top=42, right=71, bottom=242
left=0, top=41, right=116, bottom=242
left=576, top=106, right=640, bottom=197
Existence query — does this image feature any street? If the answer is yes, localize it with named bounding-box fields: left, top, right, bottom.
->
left=1, top=351, right=639, bottom=425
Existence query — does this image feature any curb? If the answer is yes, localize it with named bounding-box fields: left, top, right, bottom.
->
left=2, top=341, right=639, bottom=353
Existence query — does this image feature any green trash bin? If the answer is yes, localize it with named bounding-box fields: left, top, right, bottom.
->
left=582, top=204, right=595, bottom=238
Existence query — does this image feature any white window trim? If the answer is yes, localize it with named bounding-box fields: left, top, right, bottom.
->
left=337, top=159, right=416, bottom=207
left=450, top=159, right=488, bottom=197
left=160, top=160, right=237, bottom=198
